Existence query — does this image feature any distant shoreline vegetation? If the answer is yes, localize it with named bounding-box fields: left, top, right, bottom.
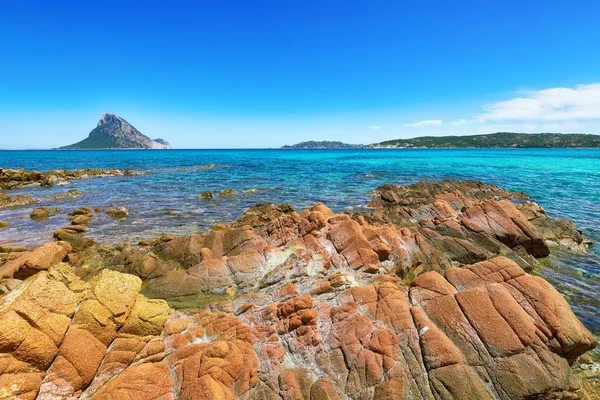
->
left=282, top=132, right=600, bottom=149
left=3, top=132, right=600, bottom=151
left=281, top=141, right=365, bottom=149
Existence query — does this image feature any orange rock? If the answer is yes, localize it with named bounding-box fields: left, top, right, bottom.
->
left=90, top=362, right=175, bottom=400
left=410, top=306, right=464, bottom=370
left=0, top=241, right=71, bottom=278
left=0, top=181, right=597, bottom=400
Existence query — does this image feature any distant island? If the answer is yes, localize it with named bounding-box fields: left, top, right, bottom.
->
left=283, top=133, right=600, bottom=149
left=369, top=132, right=600, bottom=148
left=59, top=113, right=171, bottom=149
left=282, top=141, right=364, bottom=149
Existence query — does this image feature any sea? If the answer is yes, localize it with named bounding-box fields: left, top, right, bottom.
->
left=1, top=148, right=599, bottom=338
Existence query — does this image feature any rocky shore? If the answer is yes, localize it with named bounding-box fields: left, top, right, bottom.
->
left=0, top=180, right=597, bottom=399
left=0, top=167, right=142, bottom=190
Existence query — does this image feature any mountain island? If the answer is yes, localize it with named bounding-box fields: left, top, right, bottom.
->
left=60, top=113, right=171, bottom=149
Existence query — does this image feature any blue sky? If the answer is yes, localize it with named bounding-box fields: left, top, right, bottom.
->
left=1, top=0, right=599, bottom=149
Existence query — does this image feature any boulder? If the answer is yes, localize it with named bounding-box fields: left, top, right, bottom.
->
left=0, top=241, right=71, bottom=278
left=0, top=244, right=28, bottom=253
left=67, top=206, right=94, bottom=225
left=0, top=167, right=143, bottom=189
left=518, top=201, right=590, bottom=251
left=1, top=180, right=595, bottom=399
left=0, top=253, right=595, bottom=399
left=106, top=207, right=129, bottom=219
left=0, top=193, right=37, bottom=208
left=219, top=188, right=237, bottom=196
left=30, top=206, right=60, bottom=220
left=53, top=188, right=82, bottom=200
left=53, top=226, right=95, bottom=251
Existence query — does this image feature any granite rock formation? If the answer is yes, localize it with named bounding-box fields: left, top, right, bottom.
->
left=60, top=113, right=171, bottom=150
left=0, top=180, right=597, bottom=399
left=0, top=193, right=37, bottom=209
left=0, top=167, right=143, bottom=190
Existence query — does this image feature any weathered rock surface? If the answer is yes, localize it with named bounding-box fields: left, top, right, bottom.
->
left=517, top=201, right=590, bottom=252
left=53, top=188, right=82, bottom=200
left=0, top=257, right=595, bottom=399
left=366, top=180, right=589, bottom=253
left=30, top=206, right=60, bottom=220
left=64, top=181, right=590, bottom=304
left=60, top=113, right=172, bottom=150
left=106, top=207, right=128, bottom=219
left=0, top=193, right=37, bottom=209
left=54, top=226, right=95, bottom=252
left=0, top=180, right=596, bottom=399
left=0, top=244, right=28, bottom=253
left=67, top=206, right=94, bottom=225
left=219, top=188, right=237, bottom=196
left=0, top=167, right=143, bottom=189
left=0, top=241, right=71, bottom=278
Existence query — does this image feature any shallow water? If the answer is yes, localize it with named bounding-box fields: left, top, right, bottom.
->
left=1, top=148, right=599, bottom=336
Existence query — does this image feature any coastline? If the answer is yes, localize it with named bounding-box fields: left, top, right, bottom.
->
left=3, top=146, right=600, bottom=151
left=1, top=176, right=598, bottom=398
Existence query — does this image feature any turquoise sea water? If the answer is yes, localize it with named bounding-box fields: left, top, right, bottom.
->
left=1, top=149, right=599, bottom=336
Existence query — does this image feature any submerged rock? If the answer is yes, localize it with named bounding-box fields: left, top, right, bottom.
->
left=199, top=164, right=218, bottom=169
left=200, top=191, right=214, bottom=199
left=219, top=188, right=237, bottom=196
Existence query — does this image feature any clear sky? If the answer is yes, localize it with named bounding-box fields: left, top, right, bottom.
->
left=1, top=0, right=599, bottom=149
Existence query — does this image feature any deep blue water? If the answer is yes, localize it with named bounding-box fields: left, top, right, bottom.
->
left=1, top=149, right=599, bottom=336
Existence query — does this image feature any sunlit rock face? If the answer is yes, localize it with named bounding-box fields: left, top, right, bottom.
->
left=0, top=180, right=596, bottom=399
left=60, top=113, right=171, bottom=149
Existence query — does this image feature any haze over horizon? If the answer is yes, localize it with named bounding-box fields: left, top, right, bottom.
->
left=1, top=0, right=600, bottom=149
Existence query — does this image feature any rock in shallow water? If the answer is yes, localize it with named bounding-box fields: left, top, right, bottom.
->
left=30, top=206, right=60, bottom=220
left=219, top=188, right=237, bottom=196
left=106, top=207, right=129, bottom=219
left=0, top=180, right=596, bottom=399
left=0, top=167, right=144, bottom=189
left=0, top=193, right=37, bottom=209
left=53, top=188, right=82, bottom=200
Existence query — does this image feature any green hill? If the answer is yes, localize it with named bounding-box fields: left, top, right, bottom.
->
left=369, top=132, right=600, bottom=148
left=282, top=141, right=363, bottom=149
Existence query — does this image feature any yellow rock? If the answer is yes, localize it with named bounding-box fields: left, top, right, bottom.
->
left=120, top=295, right=170, bottom=336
